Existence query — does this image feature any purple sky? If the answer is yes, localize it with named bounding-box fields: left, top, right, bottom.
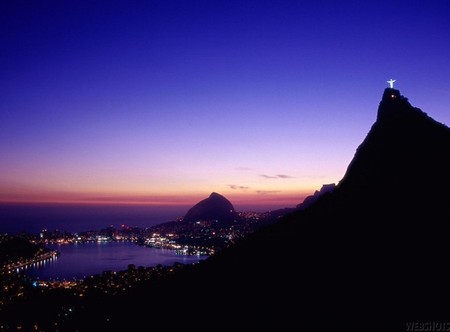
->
left=1, top=0, right=449, bottom=210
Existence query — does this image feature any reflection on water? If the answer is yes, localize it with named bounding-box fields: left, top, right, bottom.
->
left=23, top=241, right=206, bottom=280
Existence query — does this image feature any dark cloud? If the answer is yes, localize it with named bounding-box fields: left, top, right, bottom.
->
left=228, top=184, right=249, bottom=190
left=276, top=174, right=294, bottom=179
left=260, top=174, right=277, bottom=179
left=256, top=190, right=281, bottom=195
left=260, top=174, right=294, bottom=179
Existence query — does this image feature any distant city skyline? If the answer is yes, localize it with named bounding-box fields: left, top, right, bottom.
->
left=1, top=1, right=450, bottom=210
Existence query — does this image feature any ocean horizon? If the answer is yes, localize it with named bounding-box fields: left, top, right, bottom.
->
left=0, top=204, right=190, bottom=234
left=0, top=202, right=282, bottom=235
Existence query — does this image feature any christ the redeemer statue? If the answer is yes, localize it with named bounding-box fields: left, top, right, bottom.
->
left=387, top=79, right=396, bottom=89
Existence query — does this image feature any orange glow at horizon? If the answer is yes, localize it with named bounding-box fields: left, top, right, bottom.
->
left=0, top=162, right=334, bottom=209
left=0, top=186, right=313, bottom=210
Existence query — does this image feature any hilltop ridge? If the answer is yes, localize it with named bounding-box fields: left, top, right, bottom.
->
left=183, top=192, right=237, bottom=224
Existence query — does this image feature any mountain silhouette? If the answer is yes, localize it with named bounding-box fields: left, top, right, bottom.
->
left=335, top=88, right=450, bottom=214
left=12, top=88, right=450, bottom=331
left=183, top=192, right=237, bottom=224
left=296, top=182, right=335, bottom=210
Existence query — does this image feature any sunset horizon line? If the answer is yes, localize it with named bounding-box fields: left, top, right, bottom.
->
left=0, top=191, right=310, bottom=211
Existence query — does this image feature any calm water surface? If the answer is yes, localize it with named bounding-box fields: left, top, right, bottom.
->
left=23, top=241, right=206, bottom=280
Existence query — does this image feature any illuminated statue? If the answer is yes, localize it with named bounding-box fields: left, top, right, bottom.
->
left=387, top=79, right=396, bottom=89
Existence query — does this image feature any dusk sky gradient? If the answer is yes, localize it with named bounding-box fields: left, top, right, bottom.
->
left=1, top=0, right=450, bottom=211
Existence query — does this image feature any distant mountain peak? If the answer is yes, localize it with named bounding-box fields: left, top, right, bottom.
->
left=297, top=183, right=335, bottom=210
left=183, top=192, right=237, bottom=224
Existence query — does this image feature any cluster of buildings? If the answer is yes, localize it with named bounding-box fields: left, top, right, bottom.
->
left=32, top=210, right=273, bottom=257
left=0, top=209, right=276, bottom=324
left=144, top=210, right=273, bottom=254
